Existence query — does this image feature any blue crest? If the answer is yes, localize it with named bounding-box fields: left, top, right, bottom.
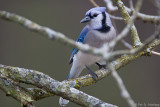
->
left=85, top=7, right=106, bottom=16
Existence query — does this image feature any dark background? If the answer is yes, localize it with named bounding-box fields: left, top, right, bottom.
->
left=0, top=0, right=159, bottom=107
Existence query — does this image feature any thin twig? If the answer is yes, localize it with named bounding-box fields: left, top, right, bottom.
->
left=107, top=63, right=136, bottom=107
left=151, top=51, right=160, bottom=56
left=104, top=0, right=160, bottom=23
left=120, top=39, right=132, bottom=49
left=129, top=0, right=134, bottom=11
left=125, top=6, right=160, bottom=23
left=109, top=14, right=124, bottom=20
left=104, top=0, right=118, bottom=12
left=89, top=0, right=99, bottom=7
left=110, top=30, right=160, bottom=57
left=108, top=13, right=137, bottom=50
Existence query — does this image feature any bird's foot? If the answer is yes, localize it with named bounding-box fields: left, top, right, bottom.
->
left=85, top=65, right=98, bottom=80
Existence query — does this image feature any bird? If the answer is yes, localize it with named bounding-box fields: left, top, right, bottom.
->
left=59, top=7, right=116, bottom=106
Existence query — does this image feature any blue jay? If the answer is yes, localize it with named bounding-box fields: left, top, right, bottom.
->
left=59, top=7, right=116, bottom=106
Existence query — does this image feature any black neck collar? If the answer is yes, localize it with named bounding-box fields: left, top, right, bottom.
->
left=95, top=12, right=111, bottom=33
left=96, top=25, right=111, bottom=33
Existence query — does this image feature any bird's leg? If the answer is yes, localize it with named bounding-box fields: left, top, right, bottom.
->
left=96, top=62, right=107, bottom=70
left=85, top=65, right=98, bottom=80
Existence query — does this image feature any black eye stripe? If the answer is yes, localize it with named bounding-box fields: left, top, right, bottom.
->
left=88, top=13, right=98, bottom=19
left=88, top=13, right=93, bottom=19
left=93, top=14, right=98, bottom=17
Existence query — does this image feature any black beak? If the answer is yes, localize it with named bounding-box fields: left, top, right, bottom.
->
left=80, top=16, right=91, bottom=23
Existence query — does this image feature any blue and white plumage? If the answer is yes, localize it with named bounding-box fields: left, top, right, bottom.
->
left=59, top=7, right=116, bottom=106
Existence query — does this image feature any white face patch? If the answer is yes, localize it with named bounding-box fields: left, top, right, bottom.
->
left=88, top=10, right=103, bottom=29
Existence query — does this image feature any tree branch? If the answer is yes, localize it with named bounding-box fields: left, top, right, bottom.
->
left=0, top=10, right=118, bottom=62
left=0, top=76, right=35, bottom=107
left=107, top=63, right=136, bottom=107
left=126, top=6, right=160, bottom=24
left=104, top=0, right=118, bottom=12
left=108, top=1, right=139, bottom=50
left=151, top=51, right=160, bottom=56
left=26, top=88, right=53, bottom=101
left=0, top=64, right=117, bottom=107
left=112, top=0, right=142, bottom=47
left=109, top=29, right=160, bottom=57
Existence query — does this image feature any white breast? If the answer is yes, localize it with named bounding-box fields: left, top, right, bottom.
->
left=74, top=51, right=101, bottom=67
left=73, top=26, right=116, bottom=67
left=84, top=26, right=116, bottom=48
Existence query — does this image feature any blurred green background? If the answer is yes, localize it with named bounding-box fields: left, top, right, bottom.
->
left=0, top=0, right=160, bottom=107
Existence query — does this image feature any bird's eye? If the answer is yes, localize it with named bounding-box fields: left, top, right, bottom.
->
left=93, top=14, right=98, bottom=17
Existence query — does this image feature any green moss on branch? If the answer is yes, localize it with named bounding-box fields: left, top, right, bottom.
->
left=113, top=0, right=142, bottom=47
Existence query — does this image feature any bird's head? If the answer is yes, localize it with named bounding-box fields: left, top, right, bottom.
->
left=80, top=7, right=112, bottom=29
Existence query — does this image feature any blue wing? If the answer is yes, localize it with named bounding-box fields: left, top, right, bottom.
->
left=69, top=26, right=89, bottom=64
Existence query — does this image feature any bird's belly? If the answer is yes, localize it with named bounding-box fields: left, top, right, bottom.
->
left=74, top=51, right=101, bottom=66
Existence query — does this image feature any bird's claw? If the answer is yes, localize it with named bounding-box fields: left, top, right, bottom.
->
left=96, top=62, right=107, bottom=70
left=85, top=65, right=98, bottom=81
